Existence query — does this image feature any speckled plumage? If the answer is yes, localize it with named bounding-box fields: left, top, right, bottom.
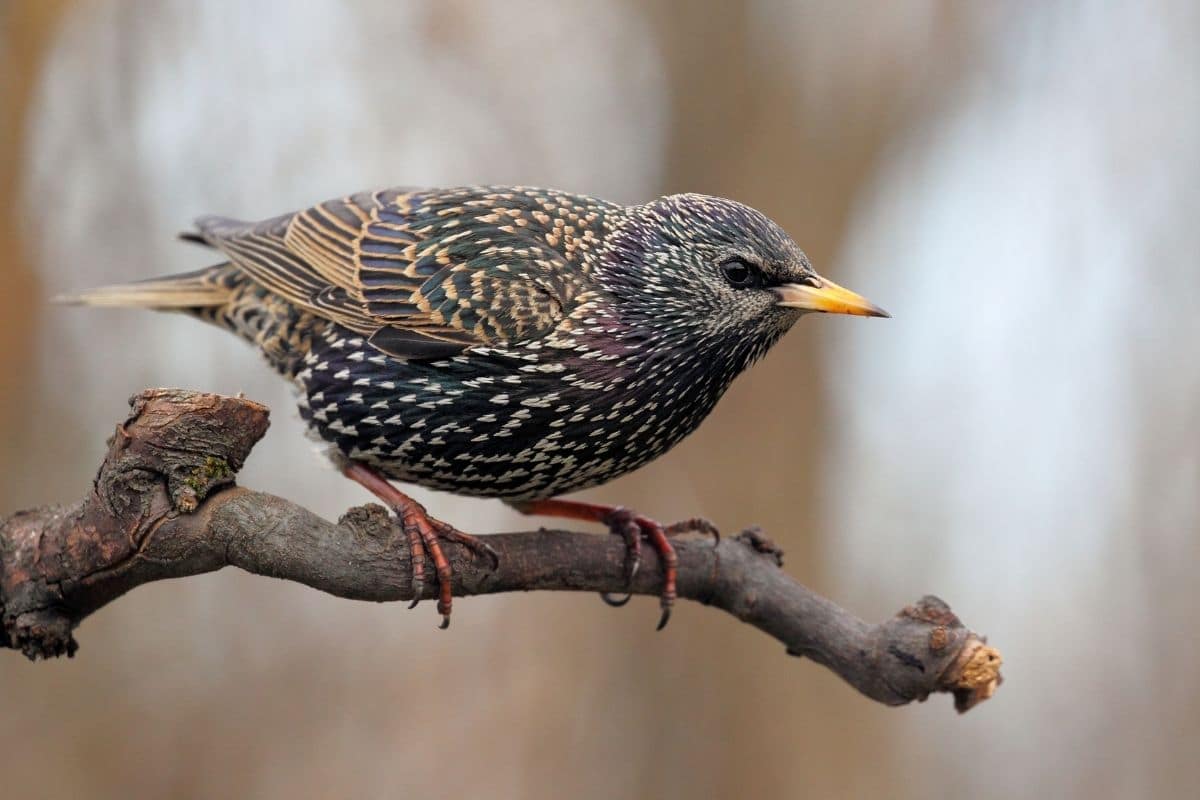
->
left=147, top=186, right=830, bottom=502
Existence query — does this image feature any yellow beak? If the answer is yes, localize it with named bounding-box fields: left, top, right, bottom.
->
left=773, top=276, right=889, bottom=318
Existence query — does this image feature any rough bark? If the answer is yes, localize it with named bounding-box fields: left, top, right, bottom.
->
left=0, top=389, right=1001, bottom=712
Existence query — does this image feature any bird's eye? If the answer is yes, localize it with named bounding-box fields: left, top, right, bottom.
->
left=721, top=259, right=759, bottom=288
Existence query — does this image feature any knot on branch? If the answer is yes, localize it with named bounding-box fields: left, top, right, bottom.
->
left=115, top=389, right=270, bottom=512
left=0, top=389, right=270, bottom=659
left=735, top=526, right=784, bottom=566
left=337, top=503, right=396, bottom=539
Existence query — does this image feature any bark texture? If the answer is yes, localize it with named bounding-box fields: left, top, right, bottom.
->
left=0, top=389, right=1001, bottom=712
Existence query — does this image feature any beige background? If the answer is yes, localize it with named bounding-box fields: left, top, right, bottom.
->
left=1, top=2, right=1197, bottom=798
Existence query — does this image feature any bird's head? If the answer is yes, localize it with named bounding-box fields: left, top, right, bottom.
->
left=599, top=193, right=887, bottom=360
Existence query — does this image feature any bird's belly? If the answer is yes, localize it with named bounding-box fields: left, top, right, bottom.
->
left=293, top=333, right=716, bottom=501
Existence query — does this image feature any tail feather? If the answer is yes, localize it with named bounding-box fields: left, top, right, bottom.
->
left=54, top=265, right=236, bottom=309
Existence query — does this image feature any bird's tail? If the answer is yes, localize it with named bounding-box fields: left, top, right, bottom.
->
left=56, top=263, right=315, bottom=378
left=53, top=264, right=239, bottom=309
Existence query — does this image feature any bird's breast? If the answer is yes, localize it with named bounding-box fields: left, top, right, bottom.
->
left=290, top=321, right=734, bottom=501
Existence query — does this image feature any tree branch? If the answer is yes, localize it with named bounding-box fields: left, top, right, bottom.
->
left=0, top=389, right=1001, bottom=712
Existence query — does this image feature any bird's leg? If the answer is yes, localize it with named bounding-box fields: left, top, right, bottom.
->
left=511, top=498, right=717, bottom=630
left=342, top=462, right=498, bottom=629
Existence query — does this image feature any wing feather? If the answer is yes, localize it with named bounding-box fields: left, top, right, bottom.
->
left=192, top=186, right=608, bottom=359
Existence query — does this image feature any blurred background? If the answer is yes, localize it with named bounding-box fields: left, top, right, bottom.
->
left=2, top=1, right=1197, bottom=797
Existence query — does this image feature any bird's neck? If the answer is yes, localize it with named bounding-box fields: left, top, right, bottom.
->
left=568, top=300, right=785, bottom=422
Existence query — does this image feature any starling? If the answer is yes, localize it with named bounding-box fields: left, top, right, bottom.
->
left=63, top=186, right=887, bottom=628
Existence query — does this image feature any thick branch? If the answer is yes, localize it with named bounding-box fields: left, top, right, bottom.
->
left=0, top=389, right=1001, bottom=712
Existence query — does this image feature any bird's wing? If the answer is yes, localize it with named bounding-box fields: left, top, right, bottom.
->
left=193, top=187, right=591, bottom=360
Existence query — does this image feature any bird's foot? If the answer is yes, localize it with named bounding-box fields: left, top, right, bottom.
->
left=597, top=511, right=719, bottom=626
left=598, top=507, right=677, bottom=629
left=343, top=461, right=498, bottom=628
left=512, top=498, right=719, bottom=630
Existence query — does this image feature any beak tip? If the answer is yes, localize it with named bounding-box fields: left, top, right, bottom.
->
left=873, top=307, right=891, bottom=319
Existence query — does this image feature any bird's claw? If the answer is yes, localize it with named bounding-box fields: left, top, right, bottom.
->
left=404, top=522, right=427, bottom=610
left=623, top=545, right=641, bottom=583
left=603, top=508, right=643, bottom=587
left=390, top=497, right=491, bottom=621
left=597, top=507, right=677, bottom=630
left=512, top=498, right=679, bottom=630
left=656, top=606, right=671, bottom=631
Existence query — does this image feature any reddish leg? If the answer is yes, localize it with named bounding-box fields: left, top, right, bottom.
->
left=511, top=498, right=717, bottom=631
left=343, top=462, right=498, bottom=629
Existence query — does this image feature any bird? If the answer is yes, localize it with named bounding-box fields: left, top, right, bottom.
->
left=61, top=185, right=887, bottom=629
